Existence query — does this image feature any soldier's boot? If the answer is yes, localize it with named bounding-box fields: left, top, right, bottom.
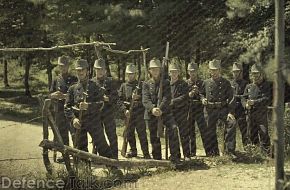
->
left=168, top=127, right=181, bottom=164
left=126, top=149, right=137, bottom=158
left=152, top=143, right=162, bottom=160
left=127, top=136, right=137, bottom=158
left=140, top=140, right=151, bottom=159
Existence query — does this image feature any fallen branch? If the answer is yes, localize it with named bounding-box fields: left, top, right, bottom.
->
left=0, top=41, right=116, bottom=52
left=39, top=139, right=173, bottom=168
left=103, top=46, right=150, bottom=55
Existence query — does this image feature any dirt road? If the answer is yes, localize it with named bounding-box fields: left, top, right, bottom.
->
left=0, top=119, right=281, bottom=189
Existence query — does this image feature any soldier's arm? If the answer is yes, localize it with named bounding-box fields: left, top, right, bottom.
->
left=226, top=80, right=235, bottom=114
left=107, top=79, right=119, bottom=104
left=159, top=80, right=171, bottom=112
left=241, top=85, right=250, bottom=108
left=199, top=80, right=206, bottom=100
left=172, top=81, right=189, bottom=105
left=117, top=83, right=127, bottom=113
left=64, top=86, right=76, bottom=121
left=254, top=82, right=272, bottom=107
left=142, top=81, right=155, bottom=112
left=49, top=78, right=57, bottom=93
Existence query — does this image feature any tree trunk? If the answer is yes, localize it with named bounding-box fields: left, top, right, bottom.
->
left=122, top=59, right=126, bottom=83
left=117, top=59, right=121, bottom=82
left=137, top=54, right=141, bottom=80
left=24, top=56, right=31, bottom=97
left=273, top=0, right=285, bottom=189
left=3, top=57, right=9, bottom=88
left=46, top=58, right=53, bottom=90
left=105, top=57, right=111, bottom=77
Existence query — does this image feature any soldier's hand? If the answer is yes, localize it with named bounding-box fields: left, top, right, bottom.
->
left=72, top=118, right=81, bottom=129
left=247, top=99, right=255, bottom=106
left=201, top=98, right=208, bottom=105
left=104, top=95, right=109, bottom=102
left=245, top=103, right=251, bottom=110
left=227, top=113, right=236, bottom=121
left=132, top=94, right=140, bottom=100
left=51, top=91, right=64, bottom=100
left=152, top=108, right=162, bottom=117
left=125, top=110, right=130, bottom=118
left=189, top=91, right=195, bottom=97
left=79, top=102, right=88, bottom=110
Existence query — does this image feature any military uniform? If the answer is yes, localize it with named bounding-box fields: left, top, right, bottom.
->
left=142, top=59, right=181, bottom=161
left=169, top=64, right=190, bottom=159
left=118, top=78, right=150, bottom=158
left=187, top=63, right=208, bottom=156
left=50, top=56, right=77, bottom=146
left=230, top=63, right=249, bottom=147
left=64, top=59, right=112, bottom=158
left=243, top=64, right=272, bottom=153
left=94, top=58, right=119, bottom=159
left=204, top=59, right=236, bottom=156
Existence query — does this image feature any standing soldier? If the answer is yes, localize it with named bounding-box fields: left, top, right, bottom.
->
left=230, top=62, right=249, bottom=148
left=243, top=64, right=272, bottom=154
left=94, top=58, right=119, bottom=159
left=142, top=58, right=181, bottom=164
left=118, top=64, right=151, bottom=159
left=64, top=59, right=112, bottom=158
left=203, top=59, right=236, bottom=157
left=187, top=62, right=209, bottom=156
left=50, top=56, right=77, bottom=162
left=169, top=63, right=191, bottom=160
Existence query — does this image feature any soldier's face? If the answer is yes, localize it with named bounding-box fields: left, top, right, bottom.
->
left=188, top=70, right=197, bottom=79
left=210, top=69, right=220, bottom=79
left=95, top=68, right=106, bottom=79
left=252, top=72, right=262, bottom=83
left=127, top=73, right=136, bottom=81
left=149, top=68, right=161, bottom=79
left=76, top=69, right=87, bottom=81
left=232, top=70, right=242, bottom=80
left=169, top=70, right=179, bottom=81
left=59, top=65, right=69, bottom=75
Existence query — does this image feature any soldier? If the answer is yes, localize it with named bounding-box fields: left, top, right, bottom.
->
left=142, top=58, right=181, bottom=163
left=186, top=62, right=209, bottom=156
left=243, top=64, right=272, bottom=154
left=118, top=64, right=150, bottom=159
left=50, top=56, right=77, bottom=162
left=64, top=59, right=112, bottom=158
left=230, top=62, right=249, bottom=148
left=94, top=58, right=119, bottom=159
left=203, top=59, right=236, bottom=156
left=169, top=63, right=191, bottom=160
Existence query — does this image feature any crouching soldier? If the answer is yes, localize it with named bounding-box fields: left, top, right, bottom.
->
left=142, top=58, right=181, bottom=164
left=118, top=64, right=150, bottom=159
left=243, top=64, right=272, bottom=154
left=64, top=59, right=112, bottom=158
left=169, top=63, right=191, bottom=160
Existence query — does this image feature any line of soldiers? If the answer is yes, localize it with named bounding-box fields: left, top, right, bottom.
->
left=49, top=55, right=272, bottom=165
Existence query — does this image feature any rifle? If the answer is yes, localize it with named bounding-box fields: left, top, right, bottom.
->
left=157, top=41, right=169, bottom=138
left=141, top=46, right=149, bottom=81
left=121, top=78, right=142, bottom=157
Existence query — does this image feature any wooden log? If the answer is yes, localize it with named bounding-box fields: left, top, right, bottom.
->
left=43, top=99, right=75, bottom=175
left=39, top=140, right=173, bottom=168
left=41, top=99, right=53, bottom=175
left=0, top=41, right=116, bottom=52
left=103, top=46, right=150, bottom=55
